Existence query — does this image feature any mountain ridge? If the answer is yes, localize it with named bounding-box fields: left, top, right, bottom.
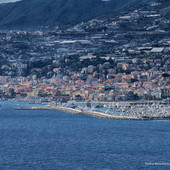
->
left=0, top=0, right=154, bottom=29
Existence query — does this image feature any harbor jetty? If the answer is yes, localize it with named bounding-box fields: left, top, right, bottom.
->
left=13, top=106, right=170, bottom=121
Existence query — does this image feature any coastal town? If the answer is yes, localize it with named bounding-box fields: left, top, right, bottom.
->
left=0, top=0, right=169, bottom=103
left=1, top=1, right=170, bottom=170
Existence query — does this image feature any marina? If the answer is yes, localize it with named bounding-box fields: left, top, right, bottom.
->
left=13, top=101, right=170, bottom=121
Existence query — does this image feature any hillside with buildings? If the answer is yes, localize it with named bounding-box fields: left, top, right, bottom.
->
left=0, top=0, right=169, bottom=102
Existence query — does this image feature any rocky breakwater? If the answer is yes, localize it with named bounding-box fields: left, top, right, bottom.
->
left=13, top=106, right=143, bottom=120
left=13, top=106, right=170, bottom=120
left=82, top=111, right=140, bottom=120
left=13, top=106, right=82, bottom=114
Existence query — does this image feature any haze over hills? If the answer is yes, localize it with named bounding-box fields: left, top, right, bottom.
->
left=0, top=0, right=20, bottom=3
left=0, top=0, right=154, bottom=29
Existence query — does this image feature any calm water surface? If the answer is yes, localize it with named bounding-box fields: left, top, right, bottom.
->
left=0, top=101, right=170, bottom=170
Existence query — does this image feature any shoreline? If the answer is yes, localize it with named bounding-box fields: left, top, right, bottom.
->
left=67, top=100, right=163, bottom=104
left=12, top=106, right=170, bottom=121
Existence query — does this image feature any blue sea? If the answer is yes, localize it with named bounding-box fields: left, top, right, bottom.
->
left=0, top=101, right=170, bottom=170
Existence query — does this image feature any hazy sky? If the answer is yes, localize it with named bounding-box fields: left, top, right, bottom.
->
left=0, top=0, right=20, bottom=3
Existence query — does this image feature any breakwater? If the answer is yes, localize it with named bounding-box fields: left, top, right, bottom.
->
left=13, top=107, right=170, bottom=121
